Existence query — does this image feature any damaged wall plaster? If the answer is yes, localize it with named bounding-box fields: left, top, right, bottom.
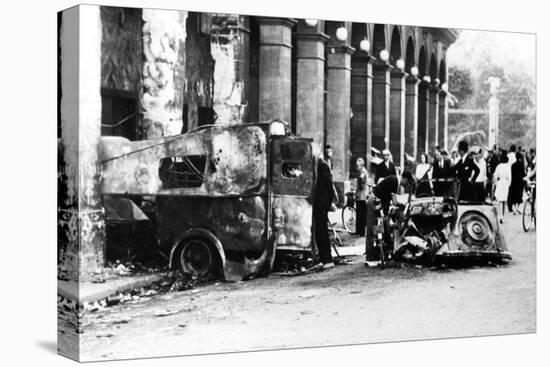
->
left=100, top=7, right=142, bottom=92
left=210, top=14, right=250, bottom=125
left=142, top=9, right=187, bottom=138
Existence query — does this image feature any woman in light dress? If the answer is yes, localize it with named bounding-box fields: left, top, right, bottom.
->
left=415, top=153, right=431, bottom=180
left=493, top=153, right=511, bottom=223
left=414, top=153, right=432, bottom=196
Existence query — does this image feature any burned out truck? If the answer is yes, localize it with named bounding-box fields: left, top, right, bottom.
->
left=100, top=121, right=315, bottom=281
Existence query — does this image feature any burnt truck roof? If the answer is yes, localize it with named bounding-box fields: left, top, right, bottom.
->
left=100, top=120, right=310, bottom=197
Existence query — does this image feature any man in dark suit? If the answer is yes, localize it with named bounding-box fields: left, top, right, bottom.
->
left=375, top=149, right=397, bottom=184
left=453, top=141, right=480, bottom=202
left=432, top=147, right=453, bottom=196
left=313, top=157, right=335, bottom=269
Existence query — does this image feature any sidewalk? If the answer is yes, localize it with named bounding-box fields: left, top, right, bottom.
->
left=58, top=273, right=168, bottom=303
left=58, top=209, right=361, bottom=304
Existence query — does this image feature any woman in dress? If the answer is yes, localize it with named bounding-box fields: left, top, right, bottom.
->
left=415, top=153, right=432, bottom=196
left=415, top=153, right=431, bottom=180
left=493, top=153, right=511, bottom=223
left=510, top=152, right=526, bottom=214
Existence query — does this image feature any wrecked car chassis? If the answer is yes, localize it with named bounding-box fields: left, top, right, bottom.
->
left=390, top=179, right=512, bottom=266
left=100, top=121, right=315, bottom=281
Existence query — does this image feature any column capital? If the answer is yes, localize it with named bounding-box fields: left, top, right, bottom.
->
left=430, top=83, right=441, bottom=94
left=294, top=31, right=330, bottom=43
left=373, top=61, right=394, bottom=72
left=419, top=79, right=431, bottom=88
left=351, top=55, right=375, bottom=78
left=353, top=53, right=376, bottom=63
left=326, top=44, right=356, bottom=55
left=256, top=17, right=297, bottom=28
left=406, top=75, right=420, bottom=85
left=390, top=70, right=408, bottom=79
left=295, top=31, right=328, bottom=62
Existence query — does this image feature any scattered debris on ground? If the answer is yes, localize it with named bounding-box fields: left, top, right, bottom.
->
left=58, top=259, right=168, bottom=282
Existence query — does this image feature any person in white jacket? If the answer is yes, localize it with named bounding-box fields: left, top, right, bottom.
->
left=493, top=153, right=511, bottom=223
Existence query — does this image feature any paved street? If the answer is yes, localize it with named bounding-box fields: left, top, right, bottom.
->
left=64, top=212, right=535, bottom=362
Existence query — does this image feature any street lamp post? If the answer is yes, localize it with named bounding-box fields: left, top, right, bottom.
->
left=488, top=76, right=501, bottom=149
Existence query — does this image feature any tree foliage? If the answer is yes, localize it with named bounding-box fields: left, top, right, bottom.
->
left=447, top=50, right=535, bottom=150
left=448, top=66, right=474, bottom=108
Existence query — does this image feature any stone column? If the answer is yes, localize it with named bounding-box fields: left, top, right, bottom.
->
left=405, top=75, right=420, bottom=159
left=438, top=90, right=448, bottom=151
left=417, top=81, right=430, bottom=156
left=257, top=17, right=296, bottom=122
left=59, top=5, right=106, bottom=281
left=210, top=15, right=251, bottom=124
left=294, top=21, right=329, bottom=153
left=372, top=62, right=392, bottom=152
left=428, top=85, right=440, bottom=152
left=390, top=70, right=407, bottom=169
left=142, top=9, right=187, bottom=137
left=350, top=54, right=375, bottom=173
left=326, top=44, right=355, bottom=201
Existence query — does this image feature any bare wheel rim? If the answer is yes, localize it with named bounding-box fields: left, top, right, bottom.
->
left=180, top=239, right=213, bottom=277
left=522, top=200, right=533, bottom=232
left=342, top=206, right=356, bottom=233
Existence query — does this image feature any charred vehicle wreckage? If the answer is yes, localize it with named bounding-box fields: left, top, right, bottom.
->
left=387, top=178, right=512, bottom=267
left=99, top=121, right=317, bottom=281
left=93, top=120, right=510, bottom=283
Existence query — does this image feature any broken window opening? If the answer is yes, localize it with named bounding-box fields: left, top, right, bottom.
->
left=101, top=89, right=138, bottom=141
left=159, top=155, right=207, bottom=188
left=282, top=162, right=303, bottom=179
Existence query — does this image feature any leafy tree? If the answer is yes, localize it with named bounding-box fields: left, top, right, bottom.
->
left=448, top=66, right=474, bottom=109
left=448, top=58, right=535, bottom=150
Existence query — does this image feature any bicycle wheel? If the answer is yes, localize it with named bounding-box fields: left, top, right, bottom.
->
left=522, top=198, right=533, bottom=232
left=342, top=205, right=356, bottom=233
left=532, top=198, right=536, bottom=227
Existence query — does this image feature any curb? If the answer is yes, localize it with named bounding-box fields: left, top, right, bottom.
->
left=58, top=273, right=168, bottom=303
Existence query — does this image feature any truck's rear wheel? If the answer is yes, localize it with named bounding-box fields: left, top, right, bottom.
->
left=179, top=238, right=219, bottom=278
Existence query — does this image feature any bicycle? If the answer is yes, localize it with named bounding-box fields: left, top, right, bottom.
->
left=522, top=182, right=536, bottom=232
left=341, top=192, right=356, bottom=233
left=327, top=220, right=342, bottom=257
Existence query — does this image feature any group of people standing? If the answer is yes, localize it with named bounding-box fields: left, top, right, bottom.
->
left=313, top=141, right=536, bottom=268
left=491, top=144, right=536, bottom=222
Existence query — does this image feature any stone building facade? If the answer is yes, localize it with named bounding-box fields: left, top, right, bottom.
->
left=58, top=6, right=458, bottom=277
left=93, top=7, right=458, bottom=195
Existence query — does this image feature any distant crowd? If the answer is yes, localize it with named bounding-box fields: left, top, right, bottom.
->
left=407, top=143, right=536, bottom=223
left=313, top=142, right=536, bottom=268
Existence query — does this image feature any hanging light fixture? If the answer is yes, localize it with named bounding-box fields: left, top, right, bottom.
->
left=434, top=78, right=441, bottom=85
left=336, top=24, right=348, bottom=41
left=359, top=38, right=370, bottom=52
left=305, top=19, right=318, bottom=27
left=396, top=59, right=405, bottom=70
left=441, top=82, right=449, bottom=92
left=423, top=75, right=431, bottom=83
left=379, top=49, right=389, bottom=62
left=410, top=66, right=419, bottom=77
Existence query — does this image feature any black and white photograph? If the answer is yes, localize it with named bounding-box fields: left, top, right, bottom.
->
left=3, top=0, right=547, bottom=366
left=53, top=2, right=540, bottom=362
